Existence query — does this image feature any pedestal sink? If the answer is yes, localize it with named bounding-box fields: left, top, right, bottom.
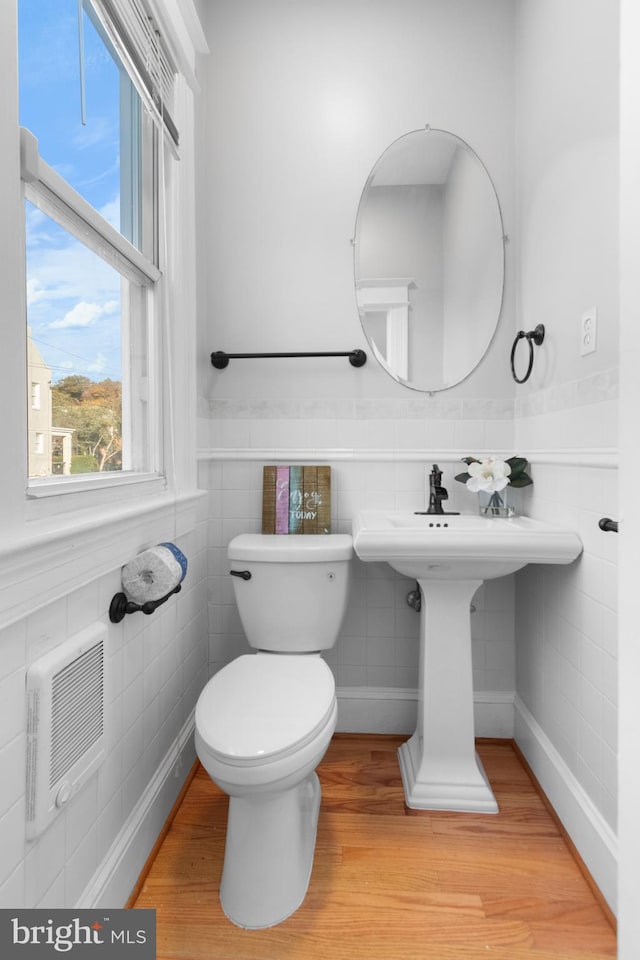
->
left=352, top=511, right=582, bottom=813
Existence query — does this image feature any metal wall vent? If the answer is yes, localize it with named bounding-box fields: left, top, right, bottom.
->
left=26, top=623, right=107, bottom=840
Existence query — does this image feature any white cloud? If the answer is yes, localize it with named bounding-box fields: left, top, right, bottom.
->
left=26, top=208, right=122, bottom=309
left=87, top=353, right=108, bottom=374
left=50, top=300, right=108, bottom=329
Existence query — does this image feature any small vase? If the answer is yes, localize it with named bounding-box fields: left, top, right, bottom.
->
left=478, top=486, right=515, bottom=518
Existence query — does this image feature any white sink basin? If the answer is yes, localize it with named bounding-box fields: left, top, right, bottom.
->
left=352, top=510, right=583, bottom=580
left=352, top=509, right=582, bottom=814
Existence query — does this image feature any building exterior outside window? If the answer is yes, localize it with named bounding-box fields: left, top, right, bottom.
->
left=26, top=328, right=52, bottom=478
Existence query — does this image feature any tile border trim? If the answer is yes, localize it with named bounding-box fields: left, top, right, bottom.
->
left=197, top=448, right=618, bottom=469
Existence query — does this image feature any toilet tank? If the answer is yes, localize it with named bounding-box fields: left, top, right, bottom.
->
left=228, top=534, right=353, bottom=653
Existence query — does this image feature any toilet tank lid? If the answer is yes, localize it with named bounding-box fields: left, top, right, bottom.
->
left=228, top=533, right=353, bottom=562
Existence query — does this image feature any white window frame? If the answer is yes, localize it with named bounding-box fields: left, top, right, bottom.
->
left=0, top=0, right=207, bottom=624
left=18, top=0, right=170, bottom=498
left=21, top=128, right=164, bottom=497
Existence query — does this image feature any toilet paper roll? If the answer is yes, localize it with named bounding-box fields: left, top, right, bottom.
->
left=121, top=542, right=188, bottom=604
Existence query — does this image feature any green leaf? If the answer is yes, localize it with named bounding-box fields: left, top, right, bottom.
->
left=505, top=456, right=532, bottom=487
left=509, top=474, right=533, bottom=488
left=455, top=456, right=479, bottom=484
left=506, top=455, right=528, bottom=473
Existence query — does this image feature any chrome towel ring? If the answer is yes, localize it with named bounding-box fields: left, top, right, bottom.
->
left=510, top=324, right=545, bottom=383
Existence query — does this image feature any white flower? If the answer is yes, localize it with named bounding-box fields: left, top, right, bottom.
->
left=466, top=457, right=511, bottom=493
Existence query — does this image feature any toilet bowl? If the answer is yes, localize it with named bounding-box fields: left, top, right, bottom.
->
left=194, top=533, right=352, bottom=929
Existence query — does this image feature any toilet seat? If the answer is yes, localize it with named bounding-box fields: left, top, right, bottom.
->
left=195, top=654, right=336, bottom=766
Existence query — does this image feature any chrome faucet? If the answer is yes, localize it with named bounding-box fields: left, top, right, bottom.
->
left=423, top=464, right=459, bottom=516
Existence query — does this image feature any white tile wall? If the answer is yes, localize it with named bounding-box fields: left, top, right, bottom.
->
left=200, top=396, right=516, bottom=456
left=200, top=456, right=516, bottom=696
left=0, top=514, right=209, bottom=909
left=514, top=406, right=618, bottom=831
left=201, top=379, right=618, bottom=839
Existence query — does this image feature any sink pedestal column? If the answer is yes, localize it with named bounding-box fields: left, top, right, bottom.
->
left=398, top=578, right=498, bottom=813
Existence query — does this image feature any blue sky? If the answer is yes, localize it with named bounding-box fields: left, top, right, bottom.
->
left=19, top=0, right=123, bottom=383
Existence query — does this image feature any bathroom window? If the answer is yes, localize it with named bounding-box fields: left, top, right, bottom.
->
left=18, top=0, right=177, bottom=487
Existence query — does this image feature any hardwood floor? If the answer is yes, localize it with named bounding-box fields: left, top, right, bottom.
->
left=131, top=735, right=616, bottom=960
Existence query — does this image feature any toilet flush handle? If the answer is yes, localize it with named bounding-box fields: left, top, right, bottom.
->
left=230, top=569, right=252, bottom=580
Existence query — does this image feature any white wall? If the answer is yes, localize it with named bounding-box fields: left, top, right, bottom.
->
left=617, top=0, right=640, bottom=952
left=197, top=0, right=518, bottom=739
left=514, top=0, right=619, bottom=388
left=198, top=0, right=516, bottom=404
left=197, top=0, right=620, bottom=916
left=0, top=521, right=208, bottom=908
left=513, top=0, right=619, bottom=912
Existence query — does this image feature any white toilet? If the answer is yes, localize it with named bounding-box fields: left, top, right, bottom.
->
left=195, top=532, right=353, bottom=929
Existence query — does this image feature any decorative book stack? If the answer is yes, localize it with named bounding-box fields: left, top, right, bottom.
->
left=262, top=465, right=331, bottom=534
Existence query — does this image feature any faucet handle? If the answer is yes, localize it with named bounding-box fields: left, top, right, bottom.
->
left=429, top=463, right=443, bottom=485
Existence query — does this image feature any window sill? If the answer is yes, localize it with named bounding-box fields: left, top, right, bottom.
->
left=24, top=473, right=169, bottom=525
left=27, top=471, right=165, bottom=499
left=0, top=487, right=206, bottom=630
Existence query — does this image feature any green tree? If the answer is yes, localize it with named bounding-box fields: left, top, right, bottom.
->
left=54, top=374, right=91, bottom=402
left=52, top=376, right=122, bottom=472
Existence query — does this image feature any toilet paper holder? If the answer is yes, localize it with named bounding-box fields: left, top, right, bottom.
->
left=109, top=584, right=183, bottom=623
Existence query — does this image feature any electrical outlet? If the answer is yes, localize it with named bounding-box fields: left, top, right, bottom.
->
left=580, top=307, right=597, bottom=356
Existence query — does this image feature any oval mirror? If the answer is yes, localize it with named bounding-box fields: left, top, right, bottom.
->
left=354, top=128, right=504, bottom=392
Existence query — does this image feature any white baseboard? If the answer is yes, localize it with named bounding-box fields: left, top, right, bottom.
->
left=514, top=695, right=618, bottom=914
left=77, top=711, right=197, bottom=909
left=336, top=687, right=416, bottom=734
left=336, top=687, right=514, bottom=738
